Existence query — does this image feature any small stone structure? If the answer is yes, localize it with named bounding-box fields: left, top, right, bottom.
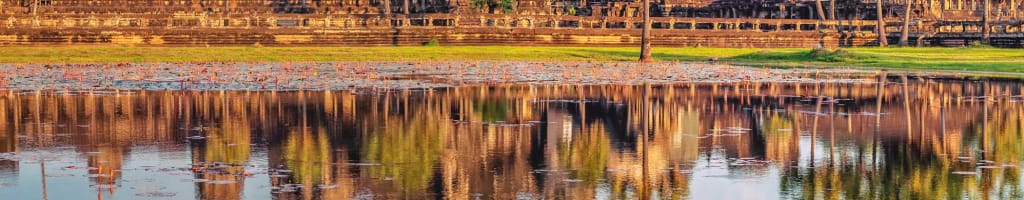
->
left=0, top=0, right=1021, bottom=47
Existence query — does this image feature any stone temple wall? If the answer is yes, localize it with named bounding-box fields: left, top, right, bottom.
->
left=1, top=0, right=1022, bottom=47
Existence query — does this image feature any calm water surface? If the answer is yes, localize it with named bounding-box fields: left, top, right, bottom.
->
left=1, top=78, right=1024, bottom=199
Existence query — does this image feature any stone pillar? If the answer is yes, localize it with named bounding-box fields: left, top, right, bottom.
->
left=1011, top=0, right=1017, bottom=14
left=778, top=4, right=786, bottom=19
left=690, top=21, right=695, bottom=30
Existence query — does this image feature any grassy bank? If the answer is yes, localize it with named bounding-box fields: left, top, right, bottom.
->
left=1, top=46, right=1021, bottom=73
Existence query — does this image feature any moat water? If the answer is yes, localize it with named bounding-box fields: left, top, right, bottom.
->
left=1, top=79, right=1023, bottom=199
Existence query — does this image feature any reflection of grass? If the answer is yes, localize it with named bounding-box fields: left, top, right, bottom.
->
left=1, top=46, right=1022, bottom=72
left=362, top=111, right=444, bottom=193
left=472, top=99, right=509, bottom=123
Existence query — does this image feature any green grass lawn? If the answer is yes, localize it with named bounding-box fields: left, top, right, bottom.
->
left=1, top=46, right=1021, bottom=73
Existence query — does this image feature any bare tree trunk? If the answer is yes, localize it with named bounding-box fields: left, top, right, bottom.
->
left=899, top=0, right=912, bottom=46
left=816, top=0, right=828, bottom=20
left=404, top=0, right=410, bottom=15
left=982, top=0, right=991, bottom=43
left=877, top=0, right=888, bottom=47
left=855, top=2, right=863, bottom=34
left=31, top=0, right=39, bottom=26
left=780, top=4, right=786, bottom=19
left=837, top=9, right=844, bottom=34
left=639, top=0, right=653, bottom=62
left=382, top=0, right=391, bottom=15
left=32, top=0, right=39, bottom=15
left=829, top=0, right=837, bottom=20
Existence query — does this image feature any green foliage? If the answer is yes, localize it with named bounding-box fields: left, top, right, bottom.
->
left=472, top=99, right=509, bottom=123
left=806, top=48, right=857, bottom=62
left=423, top=39, right=440, bottom=46
left=968, top=40, right=993, bottom=48
left=98, top=34, right=112, bottom=42
left=470, top=0, right=515, bottom=14
left=498, top=0, right=515, bottom=13
left=362, top=109, right=445, bottom=193
left=470, top=0, right=488, bottom=12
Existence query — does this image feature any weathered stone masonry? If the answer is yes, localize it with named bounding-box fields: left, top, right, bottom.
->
left=1, top=0, right=1022, bottom=47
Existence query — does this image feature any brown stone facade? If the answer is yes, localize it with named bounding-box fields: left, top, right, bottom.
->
left=1, top=0, right=1022, bottom=47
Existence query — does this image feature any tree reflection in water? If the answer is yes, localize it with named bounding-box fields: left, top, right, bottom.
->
left=0, top=78, right=1023, bottom=199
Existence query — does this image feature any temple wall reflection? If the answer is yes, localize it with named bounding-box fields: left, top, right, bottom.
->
left=0, top=78, right=1022, bottom=199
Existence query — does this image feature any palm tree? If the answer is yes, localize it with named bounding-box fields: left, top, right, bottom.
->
left=639, top=0, right=653, bottom=62
left=876, top=0, right=888, bottom=47
left=898, top=0, right=911, bottom=46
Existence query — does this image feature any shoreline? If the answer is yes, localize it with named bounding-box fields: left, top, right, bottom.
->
left=0, top=61, right=877, bottom=91
left=0, top=46, right=1021, bottom=74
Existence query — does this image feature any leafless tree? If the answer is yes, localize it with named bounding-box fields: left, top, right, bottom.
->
left=404, top=0, right=410, bottom=15
left=983, top=0, right=991, bottom=44
left=639, top=0, right=653, bottom=62
left=876, top=0, right=888, bottom=47
left=829, top=0, right=837, bottom=20
left=815, top=0, right=828, bottom=20
left=898, top=0, right=911, bottom=46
